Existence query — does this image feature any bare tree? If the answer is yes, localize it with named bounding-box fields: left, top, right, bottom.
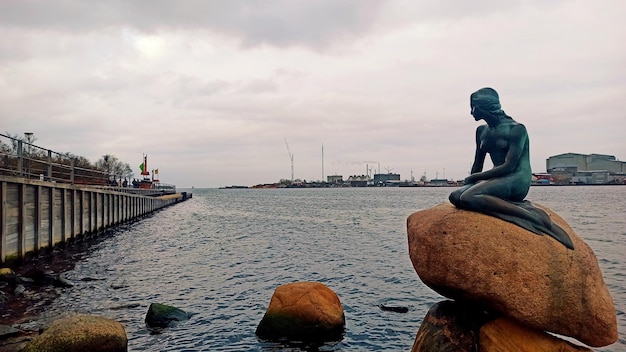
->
left=95, top=154, right=133, bottom=180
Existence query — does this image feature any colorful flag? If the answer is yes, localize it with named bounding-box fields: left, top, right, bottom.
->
left=139, top=163, right=144, bottom=172
left=154, top=169, right=159, bottom=174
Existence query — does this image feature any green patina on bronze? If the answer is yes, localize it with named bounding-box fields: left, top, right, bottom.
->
left=449, top=88, right=574, bottom=250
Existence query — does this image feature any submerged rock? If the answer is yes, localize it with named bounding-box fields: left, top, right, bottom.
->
left=407, top=202, right=617, bottom=347
left=0, top=268, right=16, bottom=281
left=378, top=304, right=409, bottom=313
left=53, top=276, right=74, bottom=288
left=145, top=303, right=191, bottom=328
left=256, top=282, right=345, bottom=342
left=0, top=324, right=20, bottom=339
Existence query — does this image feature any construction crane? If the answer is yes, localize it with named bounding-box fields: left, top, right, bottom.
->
left=284, top=138, right=294, bottom=182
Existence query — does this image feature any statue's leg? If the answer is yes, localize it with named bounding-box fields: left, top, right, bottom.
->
left=449, top=184, right=473, bottom=207
left=453, top=179, right=574, bottom=249
left=458, top=183, right=547, bottom=227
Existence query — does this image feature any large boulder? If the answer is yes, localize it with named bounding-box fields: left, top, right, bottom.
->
left=407, top=202, right=617, bottom=347
left=411, top=300, right=490, bottom=352
left=480, top=318, right=593, bottom=351
left=256, top=282, right=345, bottom=342
left=23, top=315, right=127, bottom=352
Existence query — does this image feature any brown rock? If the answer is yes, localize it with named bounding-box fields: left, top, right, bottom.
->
left=256, top=282, right=345, bottom=342
left=480, top=317, right=593, bottom=351
left=411, top=300, right=491, bottom=352
left=407, top=203, right=617, bottom=347
left=22, top=315, right=127, bottom=352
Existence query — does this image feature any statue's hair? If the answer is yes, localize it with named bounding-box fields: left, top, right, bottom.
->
left=471, top=87, right=505, bottom=116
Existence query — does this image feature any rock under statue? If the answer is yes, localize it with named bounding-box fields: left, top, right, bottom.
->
left=449, top=87, right=574, bottom=249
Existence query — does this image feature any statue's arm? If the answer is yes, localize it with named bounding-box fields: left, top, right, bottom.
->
left=470, top=125, right=486, bottom=174
left=472, top=124, right=528, bottom=181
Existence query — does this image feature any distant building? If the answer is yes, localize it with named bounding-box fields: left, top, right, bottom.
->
left=547, top=153, right=625, bottom=173
left=546, top=153, right=626, bottom=184
left=429, top=178, right=450, bottom=186
left=327, top=175, right=343, bottom=185
left=373, top=173, right=400, bottom=185
left=347, top=175, right=370, bottom=187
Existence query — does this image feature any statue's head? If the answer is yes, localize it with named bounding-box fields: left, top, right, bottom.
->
left=470, top=87, right=503, bottom=118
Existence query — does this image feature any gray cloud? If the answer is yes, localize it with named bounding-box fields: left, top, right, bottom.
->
left=0, top=0, right=385, bottom=49
left=1, top=0, right=625, bottom=187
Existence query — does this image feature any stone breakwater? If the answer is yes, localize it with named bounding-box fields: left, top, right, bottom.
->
left=407, top=202, right=618, bottom=350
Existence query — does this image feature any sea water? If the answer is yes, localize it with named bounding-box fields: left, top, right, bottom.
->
left=37, top=186, right=625, bottom=351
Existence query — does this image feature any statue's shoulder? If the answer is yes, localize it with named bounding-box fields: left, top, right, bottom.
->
left=502, top=117, right=526, bottom=130
left=510, top=120, right=527, bottom=132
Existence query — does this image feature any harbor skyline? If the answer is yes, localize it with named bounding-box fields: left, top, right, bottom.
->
left=1, top=1, right=624, bottom=188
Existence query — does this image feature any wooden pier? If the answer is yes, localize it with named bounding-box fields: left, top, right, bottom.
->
left=0, top=175, right=191, bottom=264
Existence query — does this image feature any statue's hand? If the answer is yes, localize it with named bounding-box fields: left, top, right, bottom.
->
left=464, top=174, right=479, bottom=185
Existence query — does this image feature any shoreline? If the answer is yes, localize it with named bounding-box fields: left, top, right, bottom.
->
left=1, top=233, right=111, bottom=326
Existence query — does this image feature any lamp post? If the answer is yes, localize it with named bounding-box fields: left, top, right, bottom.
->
left=24, top=132, right=33, bottom=151
left=24, top=132, right=33, bottom=177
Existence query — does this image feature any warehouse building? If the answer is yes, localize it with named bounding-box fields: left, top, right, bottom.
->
left=546, top=153, right=626, bottom=184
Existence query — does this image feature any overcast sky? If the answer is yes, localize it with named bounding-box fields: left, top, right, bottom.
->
left=1, top=1, right=624, bottom=188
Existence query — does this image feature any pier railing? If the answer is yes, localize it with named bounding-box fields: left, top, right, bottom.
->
left=0, top=133, right=175, bottom=195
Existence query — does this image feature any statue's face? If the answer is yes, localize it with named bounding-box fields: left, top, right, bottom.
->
left=470, top=100, right=483, bottom=120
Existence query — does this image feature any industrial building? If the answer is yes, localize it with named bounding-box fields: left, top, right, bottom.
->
left=545, top=153, right=626, bottom=184
left=326, top=175, right=343, bottom=185
left=373, top=173, right=401, bottom=185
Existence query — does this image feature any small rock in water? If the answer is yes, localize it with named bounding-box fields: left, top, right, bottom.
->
left=16, top=276, right=34, bottom=284
left=145, top=303, right=191, bottom=329
left=0, top=324, right=20, bottom=339
left=109, top=303, right=140, bottom=311
left=378, top=304, right=409, bottom=313
left=80, top=277, right=106, bottom=282
left=22, top=315, right=128, bottom=352
left=0, top=268, right=16, bottom=281
left=256, top=282, right=345, bottom=343
left=14, top=285, right=26, bottom=296
left=53, top=276, right=75, bottom=288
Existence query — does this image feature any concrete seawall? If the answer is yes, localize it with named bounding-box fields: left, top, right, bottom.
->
left=0, top=175, right=190, bottom=264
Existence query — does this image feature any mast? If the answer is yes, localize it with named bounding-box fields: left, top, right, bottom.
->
left=321, top=143, right=324, bottom=182
left=284, top=138, right=294, bottom=182
left=141, top=154, right=150, bottom=177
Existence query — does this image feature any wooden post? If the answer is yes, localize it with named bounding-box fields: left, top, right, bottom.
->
left=88, top=191, right=92, bottom=235
left=17, top=141, right=23, bottom=177
left=18, top=184, right=26, bottom=261
left=70, top=158, right=75, bottom=184
left=1, top=182, right=6, bottom=263
left=79, top=190, right=84, bottom=237
left=99, top=192, right=103, bottom=231
left=48, top=186, right=54, bottom=249
left=34, top=185, right=41, bottom=253
left=70, top=189, right=76, bottom=240
left=115, top=194, right=120, bottom=225
left=47, top=150, right=52, bottom=181
left=107, top=193, right=111, bottom=227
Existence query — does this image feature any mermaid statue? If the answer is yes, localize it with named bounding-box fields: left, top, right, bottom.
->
left=449, top=87, right=574, bottom=249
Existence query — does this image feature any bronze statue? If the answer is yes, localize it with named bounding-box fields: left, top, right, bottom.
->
left=449, top=88, right=574, bottom=249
